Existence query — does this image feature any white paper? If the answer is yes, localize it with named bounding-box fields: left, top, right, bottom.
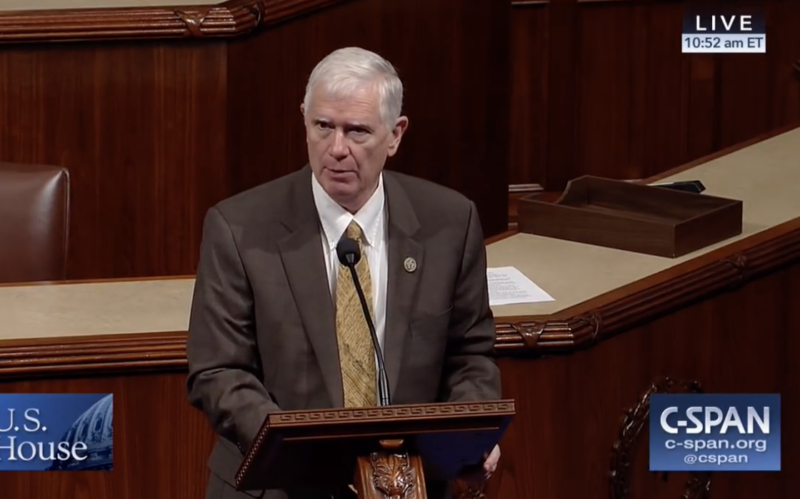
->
left=487, top=266, right=554, bottom=306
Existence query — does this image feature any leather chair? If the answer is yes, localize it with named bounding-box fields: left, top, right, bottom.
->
left=0, top=162, right=70, bottom=283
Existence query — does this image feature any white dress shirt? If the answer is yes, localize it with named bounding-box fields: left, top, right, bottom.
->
left=311, top=172, right=388, bottom=352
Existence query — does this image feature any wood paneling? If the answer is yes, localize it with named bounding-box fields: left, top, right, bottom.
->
left=0, top=0, right=510, bottom=280
left=228, top=0, right=510, bottom=238
left=2, top=138, right=799, bottom=496
left=0, top=1, right=353, bottom=43
left=0, top=41, right=230, bottom=278
left=508, top=3, right=547, bottom=186
left=510, top=0, right=800, bottom=191
left=0, top=373, right=216, bottom=499
left=0, top=0, right=263, bottom=42
left=576, top=2, right=686, bottom=180
left=3, top=261, right=799, bottom=498
left=491, top=261, right=800, bottom=498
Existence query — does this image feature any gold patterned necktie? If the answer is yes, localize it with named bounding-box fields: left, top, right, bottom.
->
left=335, top=221, right=377, bottom=407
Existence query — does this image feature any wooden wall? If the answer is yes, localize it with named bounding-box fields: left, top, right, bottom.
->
left=0, top=370, right=216, bottom=499
left=509, top=0, right=800, bottom=195
left=1, top=0, right=799, bottom=280
left=0, top=0, right=510, bottom=280
left=493, top=255, right=800, bottom=499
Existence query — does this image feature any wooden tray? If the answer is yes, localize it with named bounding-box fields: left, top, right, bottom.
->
left=517, top=176, right=743, bottom=258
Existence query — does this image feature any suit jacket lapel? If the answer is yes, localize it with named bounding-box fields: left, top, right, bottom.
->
left=383, top=172, right=422, bottom=400
left=276, top=167, right=343, bottom=407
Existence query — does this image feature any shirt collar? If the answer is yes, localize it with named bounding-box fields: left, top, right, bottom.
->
left=311, top=172, right=385, bottom=251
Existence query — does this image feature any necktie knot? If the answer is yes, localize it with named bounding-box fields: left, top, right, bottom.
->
left=346, top=221, right=364, bottom=244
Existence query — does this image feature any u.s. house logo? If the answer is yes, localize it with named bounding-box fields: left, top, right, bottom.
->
left=0, top=394, right=113, bottom=471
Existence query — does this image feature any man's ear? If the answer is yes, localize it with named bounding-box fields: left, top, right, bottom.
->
left=387, top=116, right=409, bottom=157
left=300, top=102, right=305, bottom=117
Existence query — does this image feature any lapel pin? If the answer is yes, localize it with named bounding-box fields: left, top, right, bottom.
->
left=403, top=257, right=417, bottom=273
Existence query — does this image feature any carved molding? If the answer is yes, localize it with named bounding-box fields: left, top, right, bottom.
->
left=0, top=0, right=350, bottom=44
left=609, top=377, right=712, bottom=499
left=0, top=332, right=187, bottom=378
left=495, top=220, right=800, bottom=354
left=721, top=252, right=749, bottom=285
left=269, top=401, right=515, bottom=426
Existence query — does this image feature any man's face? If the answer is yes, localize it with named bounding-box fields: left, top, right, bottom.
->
left=302, top=81, right=407, bottom=212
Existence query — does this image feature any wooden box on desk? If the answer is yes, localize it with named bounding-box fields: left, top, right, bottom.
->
left=517, top=176, right=743, bottom=257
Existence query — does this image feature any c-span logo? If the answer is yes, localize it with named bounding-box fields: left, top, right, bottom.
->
left=0, top=394, right=112, bottom=471
left=650, top=393, right=779, bottom=471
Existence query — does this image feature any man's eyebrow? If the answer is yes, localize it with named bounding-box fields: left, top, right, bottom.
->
left=312, top=118, right=372, bottom=130
left=346, top=122, right=372, bottom=129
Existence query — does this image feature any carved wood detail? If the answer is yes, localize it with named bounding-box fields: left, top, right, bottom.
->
left=269, top=401, right=516, bottom=426
left=495, top=220, right=800, bottom=353
left=0, top=0, right=349, bottom=43
left=609, top=377, right=712, bottom=499
left=0, top=332, right=187, bottom=377
left=355, top=439, right=426, bottom=499
left=356, top=438, right=490, bottom=499
left=371, top=452, right=416, bottom=498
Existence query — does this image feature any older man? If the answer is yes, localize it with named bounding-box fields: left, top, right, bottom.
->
left=187, top=47, right=501, bottom=499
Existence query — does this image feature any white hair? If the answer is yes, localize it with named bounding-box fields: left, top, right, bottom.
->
left=303, top=47, right=404, bottom=130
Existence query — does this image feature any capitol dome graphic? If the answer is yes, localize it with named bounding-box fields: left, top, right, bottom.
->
left=48, top=394, right=113, bottom=471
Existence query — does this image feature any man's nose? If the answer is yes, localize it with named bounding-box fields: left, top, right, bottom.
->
left=329, top=130, right=349, bottom=159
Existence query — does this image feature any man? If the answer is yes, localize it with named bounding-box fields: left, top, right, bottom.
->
left=186, top=47, right=501, bottom=499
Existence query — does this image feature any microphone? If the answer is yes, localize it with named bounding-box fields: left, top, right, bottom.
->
left=336, top=236, right=391, bottom=406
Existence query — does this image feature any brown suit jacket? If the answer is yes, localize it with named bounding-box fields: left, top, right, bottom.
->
left=186, top=166, right=501, bottom=498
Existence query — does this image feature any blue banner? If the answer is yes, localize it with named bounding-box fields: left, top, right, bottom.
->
left=650, top=393, right=780, bottom=471
left=0, top=393, right=112, bottom=471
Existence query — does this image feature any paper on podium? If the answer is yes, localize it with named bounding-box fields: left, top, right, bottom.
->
left=487, top=266, right=554, bottom=306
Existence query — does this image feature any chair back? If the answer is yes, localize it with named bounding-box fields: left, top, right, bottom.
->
left=0, top=162, right=70, bottom=283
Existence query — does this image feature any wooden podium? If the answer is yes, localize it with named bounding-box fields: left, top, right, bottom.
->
left=234, top=400, right=515, bottom=498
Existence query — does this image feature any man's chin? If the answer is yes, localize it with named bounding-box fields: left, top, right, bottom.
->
left=323, top=183, right=358, bottom=203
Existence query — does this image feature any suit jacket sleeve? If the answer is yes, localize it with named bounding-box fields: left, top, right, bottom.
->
left=186, top=206, right=279, bottom=450
left=440, top=201, right=502, bottom=402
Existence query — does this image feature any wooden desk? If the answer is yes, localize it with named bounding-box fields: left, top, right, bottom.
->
left=1, top=125, right=799, bottom=498
left=484, top=124, right=800, bottom=499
